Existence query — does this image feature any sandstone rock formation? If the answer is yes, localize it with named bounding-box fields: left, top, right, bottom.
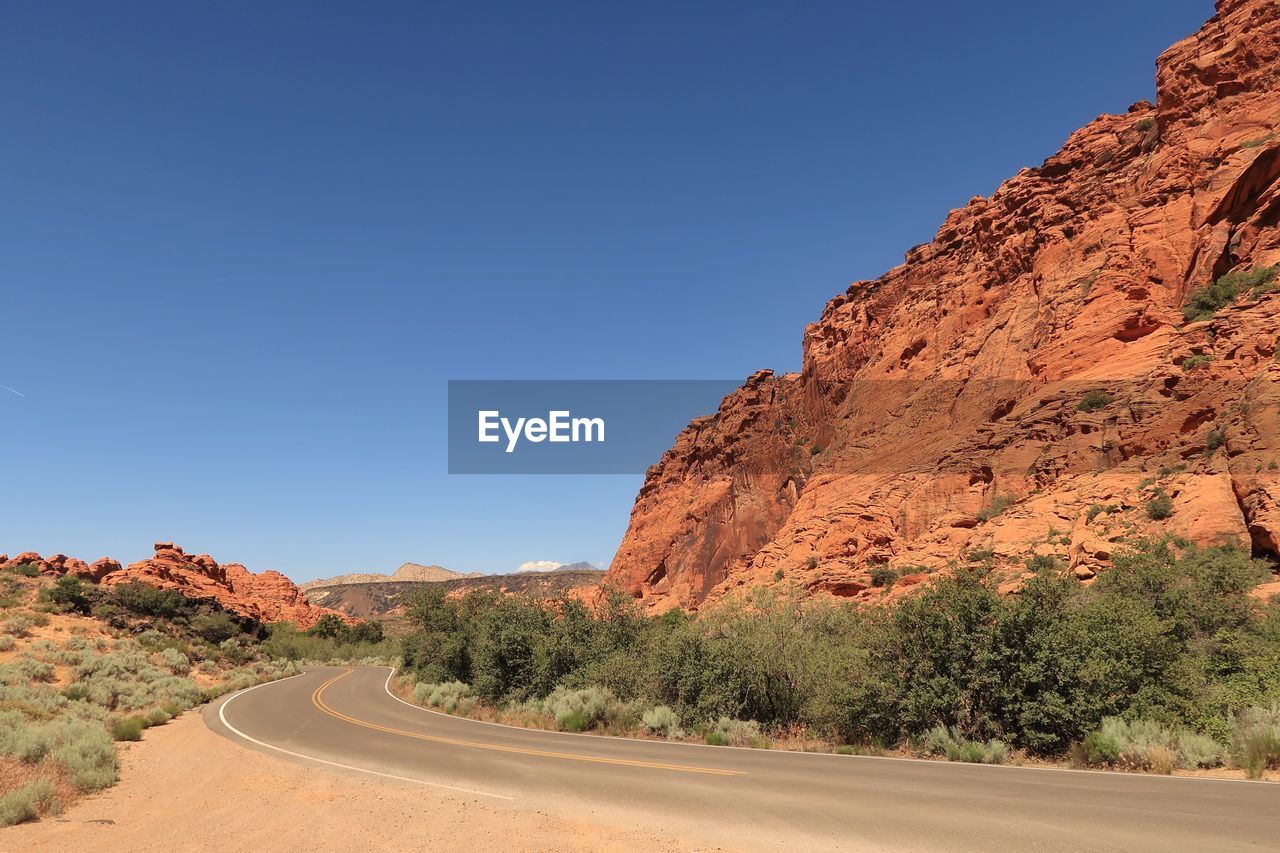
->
left=607, top=0, right=1280, bottom=610
left=1, top=543, right=348, bottom=629
left=298, top=562, right=483, bottom=593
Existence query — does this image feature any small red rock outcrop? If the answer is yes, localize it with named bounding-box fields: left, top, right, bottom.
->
left=1, top=543, right=348, bottom=629
left=607, top=0, right=1280, bottom=611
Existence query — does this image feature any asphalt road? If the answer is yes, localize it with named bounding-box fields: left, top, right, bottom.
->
left=206, top=666, right=1279, bottom=851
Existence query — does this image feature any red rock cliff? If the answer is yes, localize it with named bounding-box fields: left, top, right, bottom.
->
left=607, top=0, right=1280, bottom=610
left=1, top=543, right=348, bottom=629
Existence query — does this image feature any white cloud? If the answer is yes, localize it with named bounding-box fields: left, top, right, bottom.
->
left=517, top=560, right=564, bottom=573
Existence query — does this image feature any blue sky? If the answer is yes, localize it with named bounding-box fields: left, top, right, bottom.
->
left=1, top=1, right=1212, bottom=580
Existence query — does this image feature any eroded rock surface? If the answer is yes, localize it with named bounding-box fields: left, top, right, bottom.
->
left=608, top=0, right=1280, bottom=610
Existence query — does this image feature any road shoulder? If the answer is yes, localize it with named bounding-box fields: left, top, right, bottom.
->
left=2, top=703, right=715, bottom=852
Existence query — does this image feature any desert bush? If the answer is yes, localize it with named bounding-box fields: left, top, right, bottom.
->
left=1085, top=503, right=1115, bottom=522
left=923, top=725, right=1008, bottom=764
left=868, top=565, right=897, bottom=588
left=1077, top=390, right=1113, bottom=412
left=542, top=685, right=614, bottom=732
left=977, top=495, right=1014, bottom=522
left=1026, top=554, right=1059, bottom=573
left=111, top=716, right=146, bottom=741
left=1069, top=717, right=1223, bottom=773
left=1181, top=354, right=1214, bottom=372
left=1177, top=731, right=1225, bottom=769
left=2, top=614, right=35, bottom=638
left=641, top=705, right=682, bottom=738
left=1146, top=488, right=1174, bottom=520
left=415, top=680, right=477, bottom=714
left=6, top=563, right=41, bottom=578
left=191, top=613, right=239, bottom=644
left=47, top=575, right=91, bottom=613
left=47, top=717, right=118, bottom=790
left=111, top=582, right=184, bottom=618
left=0, top=778, right=57, bottom=827
left=157, top=647, right=191, bottom=675
left=0, top=635, right=14, bottom=651
left=0, top=709, right=51, bottom=762
left=1230, top=706, right=1280, bottom=780
left=1183, top=266, right=1277, bottom=322
left=262, top=621, right=397, bottom=664
left=15, top=657, right=55, bottom=683
left=706, top=717, right=766, bottom=748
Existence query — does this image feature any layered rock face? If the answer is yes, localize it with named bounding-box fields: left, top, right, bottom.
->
left=608, top=0, right=1280, bottom=610
left=1, top=544, right=348, bottom=629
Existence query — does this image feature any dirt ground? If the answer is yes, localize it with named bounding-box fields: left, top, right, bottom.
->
left=3, top=711, right=717, bottom=852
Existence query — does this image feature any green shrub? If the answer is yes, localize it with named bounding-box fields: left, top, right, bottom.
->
left=869, top=565, right=897, bottom=588
left=1230, top=706, right=1280, bottom=780
left=1183, top=266, right=1278, bottom=322
left=15, top=657, right=55, bottom=683
left=112, top=582, right=185, bottom=618
left=1077, top=390, right=1113, bottom=412
left=0, top=635, right=13, bottom=651
left=1070, top=717, right=1223, bottom=772
left=706, top=717, right=767, bottom=748
left=1026, top=555, right=1059, bottom=573
left=1085, top=503, right=1119, bottom=522
left=1146, top=488, right=1174, bottom=520
left=414, top=680, right=477, bottom=714
left=0, top=711, right=51, bottom=762
left=2, top=614, right=34, bottom=638
left=1177, top=731, right=1225, bottom=769
left=111, top=716, right=146, bottom=741
left=6, top=563, right=41, bottom=578
left=47, top=576, right=91, bottom=613
left=923, top=725, right=1007, bottom=764
left=641, top=705, right=683, bottom=738
left=543, top=686, right=613, bottom=732
left=1204, top=428, right=1227, bottom=458
left=0, top=778, right=57, bottom=827
left=397, top=539, right=1279, bottom=769
left=349, top=620, right=385, bottom=644
left=47, top=718, right=118, bottom=791
left=192, top=613, right=239, bottom=644
left=977, top=495, right=1014, bottom=522
left=1180, top=354, right=1214, bottom=372
left=157, top=647, right=191, bottom=675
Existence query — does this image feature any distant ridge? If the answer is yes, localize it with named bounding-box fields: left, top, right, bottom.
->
left=299, top=561, right=483, bottom=592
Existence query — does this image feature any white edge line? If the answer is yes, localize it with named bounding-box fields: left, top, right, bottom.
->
left=379, top=666, right=1273, bottom=787
left=217, top=670, right=516, bottom=801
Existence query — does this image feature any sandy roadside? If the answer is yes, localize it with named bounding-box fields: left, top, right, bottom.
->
left=3, top=709, right=719, bottom=852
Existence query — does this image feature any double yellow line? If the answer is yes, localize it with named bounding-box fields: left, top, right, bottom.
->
left=311, top=669, right=745, bottom=777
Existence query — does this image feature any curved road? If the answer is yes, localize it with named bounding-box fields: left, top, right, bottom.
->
left=206, top=667, right=1278, bottom=851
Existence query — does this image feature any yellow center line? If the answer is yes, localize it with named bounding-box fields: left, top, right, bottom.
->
left=311, top=669, right=746, bottom=777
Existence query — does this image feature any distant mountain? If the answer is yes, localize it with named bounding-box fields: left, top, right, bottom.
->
left=302, top=567, right=606, bottom=631
left=299, top=562, right=484, bottom=593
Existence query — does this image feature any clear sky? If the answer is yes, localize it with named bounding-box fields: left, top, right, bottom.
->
left=2, top=1, right=1212, bottom=580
